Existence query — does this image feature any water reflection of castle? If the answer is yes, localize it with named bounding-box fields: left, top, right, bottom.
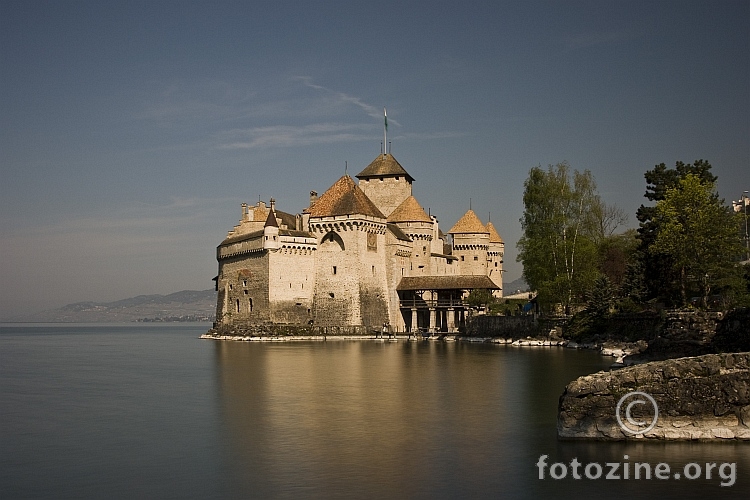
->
left=213, top=152, right=504, bottom=333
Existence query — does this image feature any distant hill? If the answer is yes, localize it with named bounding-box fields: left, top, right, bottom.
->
left=504, top=277, right=529, bottom=294
left=4, top=290, right=216, bottom=323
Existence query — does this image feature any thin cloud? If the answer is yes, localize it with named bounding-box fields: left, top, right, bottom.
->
left=216, top=123, right=374, bottom=149
left=295, top=77, right=400, bottom=127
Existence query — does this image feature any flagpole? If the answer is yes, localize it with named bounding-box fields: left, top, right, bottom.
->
left=383, top=107, right=387, bottom=157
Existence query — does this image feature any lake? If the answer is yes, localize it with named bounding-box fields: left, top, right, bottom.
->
left=0, top=324, right=747, bottom=499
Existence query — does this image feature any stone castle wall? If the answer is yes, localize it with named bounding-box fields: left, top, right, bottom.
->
left=268, top=248, right=315, bottom=324
left=217, top=252, right=270, bottom=323
left=358, top=176, right=411, bottom=217
left=452, top=232, right=490, bottom=276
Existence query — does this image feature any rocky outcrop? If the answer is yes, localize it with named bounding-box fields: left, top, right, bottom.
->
left=558, top=352, right=750, bottom=440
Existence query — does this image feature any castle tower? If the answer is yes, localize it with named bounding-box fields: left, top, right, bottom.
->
left=448, top=209, right=490, bottom=276
left=387, top=195, right=433, bottom=275
left=355, top=153, right=414, bottom=217
left=262, top=208, right=280, bottom=250
left=307, top=175, right=390, bottom=328
left=486, top=221, right=504, bottom=297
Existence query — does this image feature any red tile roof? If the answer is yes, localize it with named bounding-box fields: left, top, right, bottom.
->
left=308, top=175, right=385, bottom=219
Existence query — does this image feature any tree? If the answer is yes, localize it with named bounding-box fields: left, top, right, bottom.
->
left=597, top=229, right=638, bottom=287
left=465, top=289, right=496, bottom=309
left=648, top=174, right=744, bottom=307
left=585, top=274, right=617, bottom=319
left=517, top=162, right=610, bottom=310
left=635, top=160, right=718, bottom=303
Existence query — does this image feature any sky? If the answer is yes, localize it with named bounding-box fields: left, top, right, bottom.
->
left=1, top=0, right=748, bottom=318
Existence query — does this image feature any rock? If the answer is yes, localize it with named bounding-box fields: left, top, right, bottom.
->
left=558, top=352, right=750, bottom=441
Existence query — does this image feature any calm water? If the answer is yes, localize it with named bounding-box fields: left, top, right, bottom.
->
left=1, top=324, right=747, bottom=499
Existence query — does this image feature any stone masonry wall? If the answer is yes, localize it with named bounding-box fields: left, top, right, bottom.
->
left=216, top=252, right=270, bottom=324
left=268, top=248, right=315, bottom=324
left=358, top=176, right=411, bottom=217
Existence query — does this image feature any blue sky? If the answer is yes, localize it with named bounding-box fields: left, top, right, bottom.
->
left=1, top=0, right=748, bottom=318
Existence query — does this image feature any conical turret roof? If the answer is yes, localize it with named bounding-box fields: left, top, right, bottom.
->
left=387, top=195, right=431, bottom=223
left=448, top=209, right=489, bottom=234
left=264, top=209, right=278, bottom=228
left=486, top=221, right=504, bottom=243
left=308, top=175, right=385, bottom=219
left=356, top=153, right=414, bottom=182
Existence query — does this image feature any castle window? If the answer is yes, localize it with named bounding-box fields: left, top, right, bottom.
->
left=474, top=256, right=479, bottom=261
left=367, top=232, right=377, bottom=251
left=461, top=256, right=464, bottom=261
left=244, top=290, right=248, bottom=295
left=243, top=280, right=247, bottom=287
left=372, top=265, right=375, bottom=276
left=332, top=266, right=337, bottom=275
left=229, top=284, right=233, bottom=290
left=395, top=176, right=400, bottom=181
left=495, top=262, right=498, bottom=267
left=249, top=298, right=253, bottom=312
left=236, top=299, right=240, bottom=313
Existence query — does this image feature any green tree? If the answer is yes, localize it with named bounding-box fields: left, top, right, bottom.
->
left=649, top=174, right=744, bottom=307
left=635, top=160, right=717, bottom=303
left=465, top=289, right=496, bottom=309
left=597, top=229, right=639, bottom=287
left=517, top=162, right=611, bottom=310
left=585, top=274, right=617, bottom=319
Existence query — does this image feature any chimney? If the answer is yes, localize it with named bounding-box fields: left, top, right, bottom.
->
left=241, top=203, right=248, bottom=222
left=309, top=190, right=318, bottom=208
left=270, top=197, right=276, bottom=212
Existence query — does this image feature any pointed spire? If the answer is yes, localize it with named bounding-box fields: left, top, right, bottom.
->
left=264, top=207, right=278, bottom=228
left=486, top=221, right=503, bottom=243
left=387, top=195, right=431, bottom=223
left=448, top=209, right=489, bottom=234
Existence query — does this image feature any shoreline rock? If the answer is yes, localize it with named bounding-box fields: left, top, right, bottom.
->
left=557, top=352, right=750, bottom=441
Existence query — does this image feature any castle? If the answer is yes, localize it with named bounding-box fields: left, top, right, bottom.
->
left=213, top=152, right=504, bottom=333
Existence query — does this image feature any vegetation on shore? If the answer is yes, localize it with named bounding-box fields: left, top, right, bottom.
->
left=515, top=159, right=750, bottom=347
